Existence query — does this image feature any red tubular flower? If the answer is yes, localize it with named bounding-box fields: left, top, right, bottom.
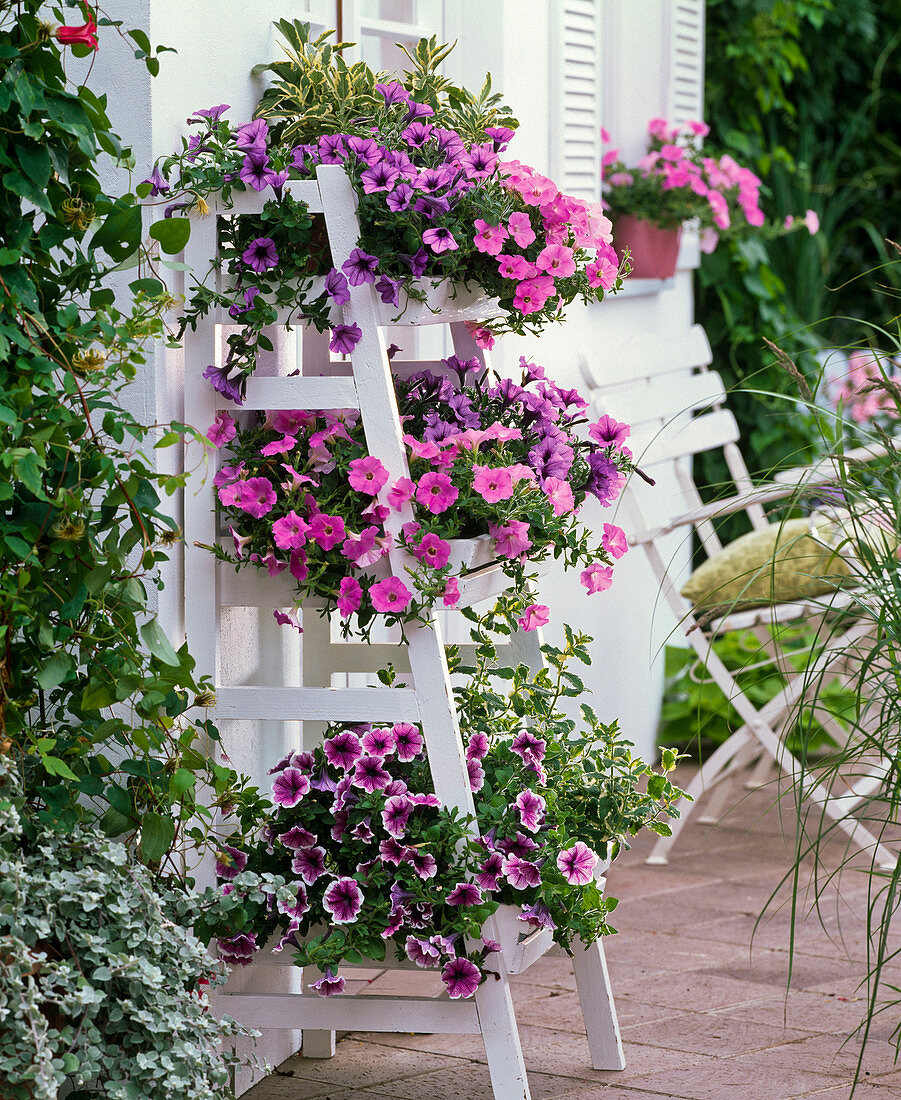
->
left=56, top=16, right=98, bottom=50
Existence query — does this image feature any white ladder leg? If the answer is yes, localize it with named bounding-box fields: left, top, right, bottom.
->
left=475, top=952, right=530, bottom=1100
left=571, top=937, right=625, bottom=1070
left=301, top=1030, right=336, bottom=1059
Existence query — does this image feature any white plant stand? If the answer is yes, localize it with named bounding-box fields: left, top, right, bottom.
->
left=182, top=164, right=625, bottom=1097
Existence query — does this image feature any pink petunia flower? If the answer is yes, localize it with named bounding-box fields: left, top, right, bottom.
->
left=517, top=604, right=550, bottom=632
left=446, top=882, right=483, bottom=907
left=336, top=576, right=363, bottom=618
left=387, top=476, right=415, bottom=510
left=236, top=477, right=276, bottom=518
left=352, top=754, right=393, bottom=793
left=586, top=253, right=618, bottom=291
left=473, top=219, right=509, bottom=256
left=515, top=789, right=547, bottom=832
left=272, top=767, right=310, bottom=808
left=472, top=464, right=515, bottom=503
left=497, top=253, right=539, bottom=280
left=348, top=456, right=389, bottom=495
left=403, top=435, right=440, bottom=460
left=260, top=435, right=297, bottom=457
left=489, top=520, right=532, bottom=559
left=415, top=472, right=459, bottom=514
left=422, top=226, right=458, bottom=253
left=308, top=513, right=346, bottom=551
left=272, top=510, right=309, bottom=550
left=413, top=532, right=451, bottom=569
left=369, top=576, right=413, bottom=614
left=513, top=275, right=556, bottom=315
left=536, top=243, right=576, bottom=278
left=361, top=726, right=395, bottom=756
left=207, top=412, right=236, bottom=447
left=464, top=322, right=496, bottom=350
left=507, top=210, right=536, bottom=247
left=542, top=476, right=574, bottom=516
left=442, top=576, right=460, bottom=608
left=556, top=841, right=599, bottom=885
left=580, top=563, right=614, bottom=594
left=323, top=877, right=364, bottom=924
left=381, top=794, right=414, bottom=838
left=392, top=722, right=424, bottom=762
left=323, top=731, right=362, bottom=771
left=602, top=523, right=629, bottom=559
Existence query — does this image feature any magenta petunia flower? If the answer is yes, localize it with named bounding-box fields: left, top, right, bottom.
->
left=278, top=883, right=310, bottom=921
left=476, top=851, right=504, bottom=892
left=336, top=576, right=363, bottom=618
left=217, top=933, right=258, bottom=966
left=465, top=732, right=489, bottom=761
left=442, top=577, right=460, bottom=607
left=580, top=563, right=614, bottom=595
left=369, top=576, right=413, bottom=614
left=515, top=789, right=546, bottom=833
left=556, top=841, right=599, bottom=885
left=279, top=825, right=316, bottom=850
left=502, top=854, right=542, bottom=890
left=441, top=957, right=481, bottom=998
left=323, top=730, right=362, bottom=771
left=415, top=471, right=458, bottom=515
left=311, top=966, right=346, bottom=996
left=413, top=532, right=451, bottom=569
left=588, top=414, right=630, bottom=448
left=323, top=876, right=364, bottom=924
left=272, top=510, right=309, bottom=550
left=517, top=604, right=549, bottom=632
left=361, top=727, right=395, bottom=756
left=272, top=767, right=310, bottom=808
left=422, top=226, right=458, bottom=253
left=342, top=248, right=380, bottom=286
left=511, top=730, right=546, bottom=767
left=466, top=758, right=485, bottom=792
left=260, top=434, right=297, bottom=457
left=472, top=464, right=515, bottom=503
left=351, top=754, right=393, bottom=793
left=348, top=456, right=389, bottom=495
left=602, top=523, right=629, bottom=559
left=406, top=849, right=438, bottom=879
left=206, top=411, right=236, bottom=447
left=273, top=608, right=302, bottom=632
left=387, top=477, right=415, bottom=511
left=329, top=323, right=362, bottom=355
left=242, top=236, right=279, bottom=273
left=341, top=526, right=386, bottom=567
left=392, top=723, right=424, bottom=762
left=489, top=520, right=531, bottom=559
left=289, top=549, right=308, bottom=581
left=446, top=882, right=483, bottom=907
left=308, top=512, right=346, bottom=551
left=291, top=845, right=327, bottom=885
left=381, top=794, right=414, bottom=838
left=215, top=844, right=247, bottom=881
left=405, top=935, right=442, bottom=968
left=236, top=477, right=276, bottom=519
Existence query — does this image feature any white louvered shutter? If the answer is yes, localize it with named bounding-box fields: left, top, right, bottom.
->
left=668, top=0, right=706, bottom=124
left=552, top=0, right=601, bottom=201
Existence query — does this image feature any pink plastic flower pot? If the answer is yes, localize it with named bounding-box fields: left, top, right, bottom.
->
left=613, top=215, right=682, bottom=279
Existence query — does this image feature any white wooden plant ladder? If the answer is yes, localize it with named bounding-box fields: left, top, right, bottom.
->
left=181, top=164, right=625, bottom=1098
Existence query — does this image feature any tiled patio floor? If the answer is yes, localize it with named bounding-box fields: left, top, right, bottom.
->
left=246, top=771, right=901, bottom=1099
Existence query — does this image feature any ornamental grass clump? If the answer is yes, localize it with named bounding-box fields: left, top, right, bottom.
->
left=150, top=23, right=624, bottom=394
left=203, top=619, right=683, bottom=998
left=204, top=355, right=634, bottom=636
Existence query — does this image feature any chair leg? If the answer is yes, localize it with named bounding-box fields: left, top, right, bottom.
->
left=697, top=738, right=759, bottom=823
left=647, top=727, right=752, bottom=864
left=474, top=963, right=531, bottom=1100
left=571, top=937, right=625, bottom=1070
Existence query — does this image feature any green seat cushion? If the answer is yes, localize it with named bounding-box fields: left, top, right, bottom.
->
left=680, top=518, right=855, bottom=612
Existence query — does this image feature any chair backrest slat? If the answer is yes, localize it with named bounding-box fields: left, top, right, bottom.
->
left=604, top=368, right=727, bottom=429
left=581, top=324, right=712, bottom=389
left=631, top=408, right=741, bottom=467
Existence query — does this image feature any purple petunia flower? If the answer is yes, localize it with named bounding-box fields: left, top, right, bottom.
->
left=381, top=794, right=414, bottom=838
left=406, top=849, right=438, bottom=880
left=272, top=767, right=310, bottom=808
left=187, top=103, right=230, bottom=124
left=485, top=125, right=516, bottom=152
left=441, top=957, right=481, bottom=999
left=203, top=363, right=245, bottom=405
left=466, top=757, right=485, bottom=792
left=291, top=845, right=327, bottom=885
left=386, top=183, right=414, bottom=212
left=242, top=236, right=279, bottom=273
left=324, top=267, right=350, bottom=304
left=345, top=135, right=382, bottom=165
left=351, top=754, right=392, bottom=793
left=515, top=789, right=547, bottom=833
left=502, top=853, right=542, bottom=890
left=392, top=723, right=424, bottom=762
left=379, top=837, right=406, bottom=865
left=279, top=825, right=317, bottom=850
left=405, top=935, right=442, bottom=968
left=361, top=161, right=400, bottom=193
left=278, top=883, right=310, bottom=921
left=529, top=435, right=574, bottom=484
left=498, top=832, right=539, bottom=859
left=323, top=876, right=364, bottom=924
left=215, top=844, right=247, bottom=881
left=323, top=731, right=362, bottom=771
left=446, top=882, right=483, bottom=907
left=404, top=99, right=434, bottom=124
left=217, top=933, right=258, bottom=966
left=375, top=81, right=410, bottom=106
left=375, top=275, right=401, bottom=307
left=311, top=967, right=346, bottom=996
left=342, top=248, right=380, bottom=286
left=519, top=901, right=557, bottom=930
left=239, top=151, right=277, bottom=191
left=584, top=454, right=626, bottom=506
left=466, top=732, right=489, bottom=761
left=228, top=286, right=261, bottom=319
left=329, top=323, right=362, bottom=355
left=317, top=134, right=347, bottom=163
left=556, top=842, right=599, bottom=885
left=511, top=730, right=547, bottom=767
left=361, top=727, right=395, bottom=756
left=409, top=792, right=441, bottom=808
left=402, top=120, right=434, bottom=147
left=422, top=226, right=458, bottom=253
left=476, top=851, right=504, bottom=892
left=401, top=248, right=428, bottom=277
left=235, top=118, right=269, bottom=152
left=142, top=165, right=169, bottom=197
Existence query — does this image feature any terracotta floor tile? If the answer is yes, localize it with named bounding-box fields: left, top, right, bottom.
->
left=270, top=1040, right=452, bottom=1090
left=622, top=1011, right=811, bottom=1057
left=627, top=1057, right=842, bottom=1099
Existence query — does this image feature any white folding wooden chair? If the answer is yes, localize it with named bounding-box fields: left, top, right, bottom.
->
left=582, top=326, right=894, bottom=868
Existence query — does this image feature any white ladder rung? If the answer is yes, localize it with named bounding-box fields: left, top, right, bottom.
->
left=212, top=992, right=480, bottom=1033
left=214, top=685, right=421, bottom=722
left=240, top=375, right=360, bottom=411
